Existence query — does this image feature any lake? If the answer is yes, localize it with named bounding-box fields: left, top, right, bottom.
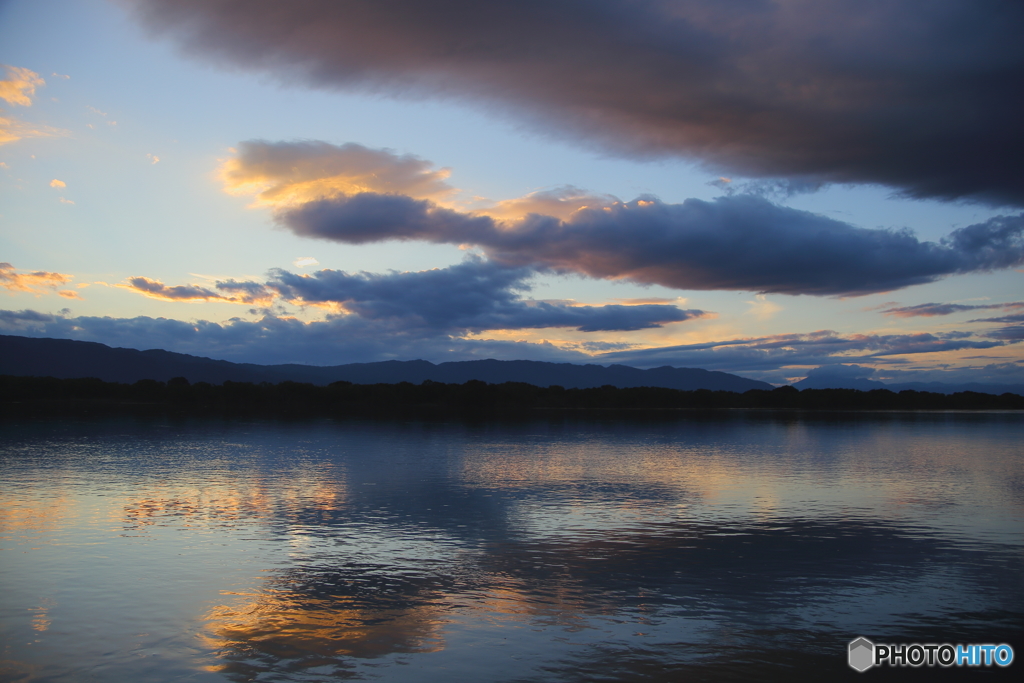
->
left=1, top=413, right=1022, bottom=681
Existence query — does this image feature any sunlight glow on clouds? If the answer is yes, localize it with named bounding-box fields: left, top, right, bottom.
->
left=0, top=65, right=44, bottom=107
left=0, top=263, right=82, bottom=300
left=2, top=1, right=1022, bottom=386
left=130, top=0, right=1024, bottom=205
left=220, top=140, right=1024, bottom=298
left=0, top=65, right=69, bottom=146
left=115, top=259, right=708, bottom=334
left=219, top=140, right=455, bottom=208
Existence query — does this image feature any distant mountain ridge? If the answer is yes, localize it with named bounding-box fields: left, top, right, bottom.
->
left=791, top=374, right=1024, bottom=396
left=0, top=334, right=772, bottom=392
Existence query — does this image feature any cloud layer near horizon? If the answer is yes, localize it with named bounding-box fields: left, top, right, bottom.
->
left=3, top=307, right=1018, bottom=384
left=119, top=259, right=705, bottom=334
left=126, top=0, right=1024, bottom=205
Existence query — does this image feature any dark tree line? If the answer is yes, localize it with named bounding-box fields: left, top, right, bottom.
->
left=2, top=374, right=1023, bottom=414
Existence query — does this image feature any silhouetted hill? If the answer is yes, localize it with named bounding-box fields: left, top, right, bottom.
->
left=0, top=334, right=771, bottom=392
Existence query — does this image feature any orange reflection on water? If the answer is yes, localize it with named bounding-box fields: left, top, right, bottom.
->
left=200, top=585, right=445, bottom=678
left=0, top=491, right=78, bottom=540
left=119, top=472, right=347, bottom=531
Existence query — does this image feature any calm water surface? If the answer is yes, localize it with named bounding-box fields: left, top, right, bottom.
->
left=1, top=413, right=1022, bottom=682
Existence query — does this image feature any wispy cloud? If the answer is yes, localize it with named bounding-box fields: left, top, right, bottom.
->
left=0, top=65, right=44, bottom=107
left=598, top=329, right=1009, bottom=373
left=0, top=263, right=82, bottom=300
left=882, top=301, right=1024, bottom=318
left=0, top=65, right=69, bottom=146
left=0, top=116, right=68, bottom=146
left=119, top=276, right=274, bottom=305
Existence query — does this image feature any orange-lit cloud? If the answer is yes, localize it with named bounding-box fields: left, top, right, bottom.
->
left=119, top=276, right=274, bottom=305
left=0, top=115, right=68, bottom=146
left=745, top=294, right=782, bottom=321
left=0, top=65, right=44, bottom=107
left=0, top=66, right=69, bottom=146
left=0, top=262, right=81, bottom=299
left=481, top=186, right=618, bottom=221
left=50, top=178, right=66, bottom=188
left=220, top=140, right=455, bottom=208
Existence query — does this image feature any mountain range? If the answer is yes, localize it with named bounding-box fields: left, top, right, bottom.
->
left=4, top=334, right=1021, bottom=395
left=791, top=373, right=1024, bottom=396
left=0, top=334, right=771, bottom=392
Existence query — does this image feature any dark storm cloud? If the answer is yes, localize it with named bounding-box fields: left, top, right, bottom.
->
left=126, top=0, right=1024, bottom=204
left=280, top=193, right=1024, bottom=296
left=265, top=259, right=704, bottom=332
left=882, top=301, right=1024, bottom=317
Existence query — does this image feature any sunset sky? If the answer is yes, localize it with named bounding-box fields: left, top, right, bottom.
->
left=1, top=0, right=1022, bottom=386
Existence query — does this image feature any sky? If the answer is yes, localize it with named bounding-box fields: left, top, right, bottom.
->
left=1, top=0, right=1023, bottom=386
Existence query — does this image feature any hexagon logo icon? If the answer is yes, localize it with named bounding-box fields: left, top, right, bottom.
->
left=848, top=637, right=875, bottom=672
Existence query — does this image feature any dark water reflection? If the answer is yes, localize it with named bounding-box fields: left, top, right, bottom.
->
left=1, top=414, right=1022, bottom=682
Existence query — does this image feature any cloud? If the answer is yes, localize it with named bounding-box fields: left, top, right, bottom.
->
left=598, top=329, right=1008, bottom=373
left=2, top=307, right=1013, bottom=377
left=147, top=153, right=160, bottom=164
left=985, top=325, right=1024, bottom=341
left=49, top=179, right=66, bottom=188
left=118, top=259, right=707, bottom=333
left=0, top=66, right=68, bottom=146
left=119, top=276, right=274, bottom=305
left=277, top=190, right=1024, bottom=296
left=126, top=0, right=1024, bottom=205
left=965, top=311, right=1024, bottom=342
left=0, top=65, right=44, bottom=107
left=0, top=308, right=591, bottom=366
left=803, top=364, right=877, bottom=380
left=0, top=115, right=68, bottom=147
left=220, top=139, right=454, bottom=208
left=882, top=301, right=1024, bottom=318
left=264, top=259, right=706, bottom=332
left=0, top=262, right=81, bottom=299
left=969, top=313, right=1024, bottom=325
left=745, top=294, right=782, bottom=321
left=481, top=186, right=618, bottom=221
left=293, top=257, right=319, bottom=268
